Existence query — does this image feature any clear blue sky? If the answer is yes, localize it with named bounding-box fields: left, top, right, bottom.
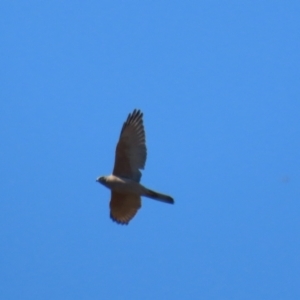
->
left=1, top=1, right=299, bottom=299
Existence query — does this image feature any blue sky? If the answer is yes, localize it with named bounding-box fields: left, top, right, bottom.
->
left=1, top=1, right=299, bottom=299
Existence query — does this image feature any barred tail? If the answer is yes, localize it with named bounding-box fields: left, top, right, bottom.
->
left=144, top=188, right=174, bottom=204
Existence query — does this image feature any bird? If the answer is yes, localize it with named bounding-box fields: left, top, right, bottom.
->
left=96, top=109, right=174, bottom=225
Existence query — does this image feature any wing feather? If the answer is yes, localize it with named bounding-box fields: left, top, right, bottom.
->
left=110, top=192, right=141, bottom=225
left=112, top=109, right=147, bottom=182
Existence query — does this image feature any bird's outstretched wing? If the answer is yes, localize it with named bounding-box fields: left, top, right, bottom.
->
left=112, top=109, right=146, bottom=182
left=110, top=192, right=141, bottom=225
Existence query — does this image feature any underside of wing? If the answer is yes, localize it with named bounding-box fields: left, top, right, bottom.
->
left=113, top=109, right=147, bottom=182
left=110, top=192, right=141, bottom=225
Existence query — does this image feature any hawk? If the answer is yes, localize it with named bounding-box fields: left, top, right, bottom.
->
left=96, top=109, right=174, bottom=225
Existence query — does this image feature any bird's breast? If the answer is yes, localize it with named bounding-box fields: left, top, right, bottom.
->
left=106, top=175, right=145, bottom=194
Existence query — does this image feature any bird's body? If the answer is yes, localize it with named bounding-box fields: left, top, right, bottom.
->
left=96, top=109, right=174, bottom=225
left=98, top=175, right=147, bottom=194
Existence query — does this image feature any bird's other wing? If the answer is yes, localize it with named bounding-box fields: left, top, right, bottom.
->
left=110, top=192, right=141, bottom=225
left=112, top=109, right=146, bottom=182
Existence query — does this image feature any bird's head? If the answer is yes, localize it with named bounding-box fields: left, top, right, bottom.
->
left=96, top=176, right=108, bottom=186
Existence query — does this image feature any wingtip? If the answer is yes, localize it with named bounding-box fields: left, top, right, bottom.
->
left=125, top=109, right=143, bottom=123
left=110, top=213, right=130, bottom=225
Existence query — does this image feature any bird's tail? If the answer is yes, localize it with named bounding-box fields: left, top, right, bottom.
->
left=144, top=188, right=174, bottom=204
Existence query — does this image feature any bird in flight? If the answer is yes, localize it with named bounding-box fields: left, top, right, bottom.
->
left=96, top=109, right=174, bottom=225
